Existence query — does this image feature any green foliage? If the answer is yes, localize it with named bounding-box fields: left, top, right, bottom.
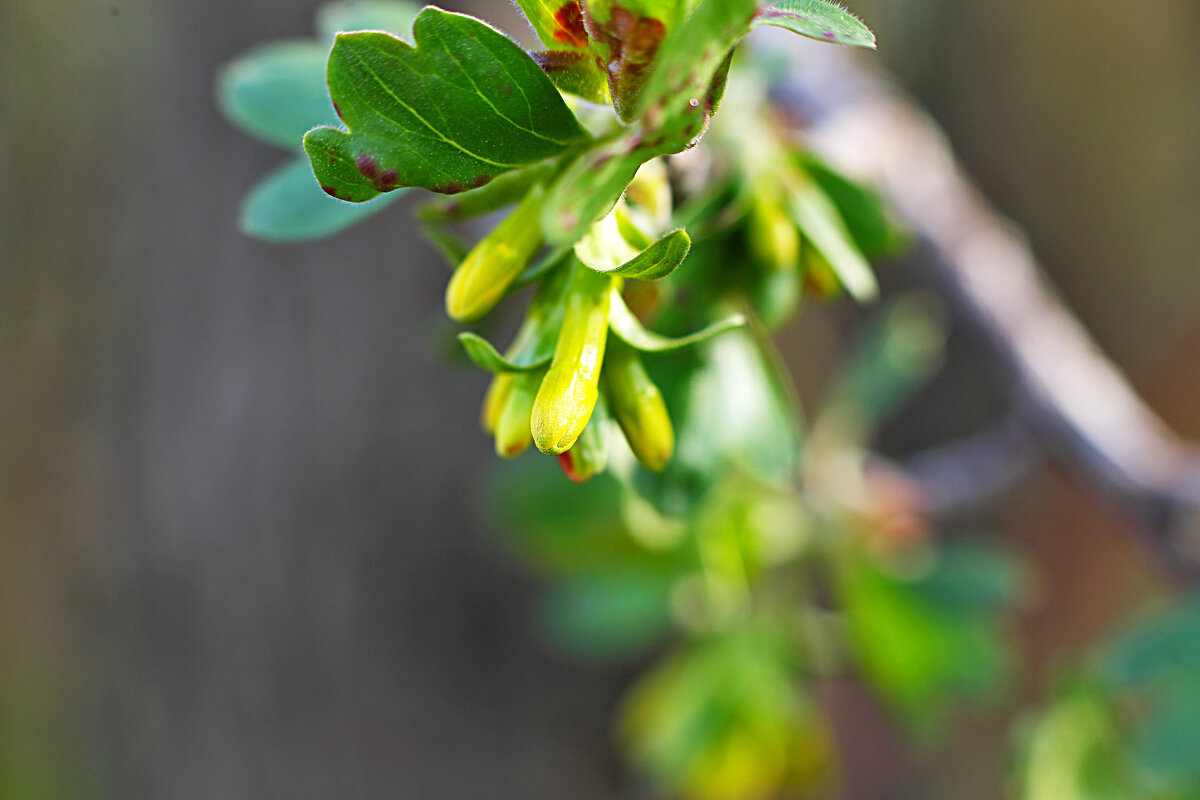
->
left=1016, top=595, right=1200, bottom=800
left=240, top=156, right=403, bottom=242
left=217, top=40, right=335, bottom=150
left=207, top=2, right=1058, bottom=797
left=840, top=543, right=1017, bottom=724
left=752, top=0, right=876, bottom=49
left=217, top=0, right=422, bottom=241
left=305, top=9, right=588, bottom=201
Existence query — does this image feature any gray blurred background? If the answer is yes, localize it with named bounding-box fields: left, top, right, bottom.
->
left=1, top=0, right=1198, bottom=797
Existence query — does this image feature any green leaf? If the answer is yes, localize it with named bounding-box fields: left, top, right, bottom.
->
left=418, top=163, right=557, bottom=223
left=240, top=157, right=403, bottom=242
left=799, top=154, right=906, bottom=258
left=907, top=542, right=1026, bottom=619
left=316, top=0, right=421, bottom=40
left=1132, top=678, right=1200, bottom=785
left=458, top=332, right=553, bottom=373
left=841, top=555, right=1009, bottom=723
left=536, top=569, right=677, bottom=663
left=609, top=291, right=745, bottom=352
left=787, top=169, right=879, bottom=302
left=752, top=0, right=876, bottom=49
left=633, top=0, right=757, bottom=128
left=531, top=50, right=610, bottom=105
left=1098, top=595, right=1200, bottom=689
left=575, top=210, right=692, bottom=279
left=217, top=40, right=336, bottom=150
left=541, top=132, right=654, bottom=245
left=304, top=7, right=588, bottom=202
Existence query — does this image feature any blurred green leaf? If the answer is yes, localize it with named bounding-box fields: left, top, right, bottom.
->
left=787, top=169, right=878, bottom=302
left=907, top=540, right=1026, bottom=619
left=305, top=9, right=588, bottom=202
left=621, top=630, right=832, bottom=800
left=609, top=291, right=746, bottom=353
left=642, top=329, right=801, bottom=513
left=536, top=568, right=676, bottom=663
left=1097, top=594, right=1200, bottom=690
left=1015, top=680, right=1134, bottom=800
left=799, top=154, right=907, bottom=258
left=216, top=40, right=335, bottom=150
left=316, top=0, right=421, bottom=40
left=841, top=549, right=1010, bottom=723
left=822, top=293, right=946, bottom=433
left=485, top=456, right=662, bottom=575
left=1132, top=677, right=1200, bottom=787
left=752, top=0, right=875, bottom=49
left=240, top=157, right=403, bottom=242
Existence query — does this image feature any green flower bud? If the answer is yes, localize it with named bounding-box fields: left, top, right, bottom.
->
left=446, top=186, right=545, bottom=323
left=494, top=371, right=542, bottom=459
left=747, top=190, right=800, bottom=273
left=602, top=338, right=674, bottom=471
left=531, top=261, right=614, bottom=454
left=481, top=372, right=515, bottom=434
left=557, top=396, right=610, bottom=483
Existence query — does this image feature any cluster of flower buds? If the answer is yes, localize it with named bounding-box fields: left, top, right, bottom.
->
left=440, top=159, right=723, bottom=482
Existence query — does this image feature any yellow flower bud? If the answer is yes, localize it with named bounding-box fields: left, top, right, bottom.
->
left=530, top=262, right=614, bottom=454
left=494, top=371, right=541, bottom=459
left=445, top=186, right=545, bottom=322
left=480, top=372, right=515, bottom=434
left=747, top=190, right=800, bottom=273
left=602, top=339, right=674, bottom=472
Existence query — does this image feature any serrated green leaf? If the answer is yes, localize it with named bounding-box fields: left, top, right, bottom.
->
left=458, top=332, right=553, bottom=373
left=305, top=7, right=589, bottom=202
left=217, top=40, right=336, bottom=150
left=240, top=156, right=403, bottom=242
left=609, top=291, right=745, bottom=352
left=752, top=0, right=875, bottom=49
left=316, top=0, right=421, bottom=40
left=787, top=168, right=879, bottom=302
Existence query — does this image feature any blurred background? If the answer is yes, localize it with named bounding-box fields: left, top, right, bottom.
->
left=1, top=0, right=1198, bottom=797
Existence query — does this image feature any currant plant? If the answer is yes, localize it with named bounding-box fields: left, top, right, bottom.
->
left=218, top=1, right=1028, bottom=797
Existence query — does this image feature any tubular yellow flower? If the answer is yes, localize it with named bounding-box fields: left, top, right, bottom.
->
left=481, top=372, right=515, bottom=434
left=530, top=261, right=614, bottom=454
left=494, top=370, right=541, bottom=458
left=557, top=400, right=610, bottom=483
left=445, top=186, right=545, bottom=322
left=602, top=338, right=674, bottom=471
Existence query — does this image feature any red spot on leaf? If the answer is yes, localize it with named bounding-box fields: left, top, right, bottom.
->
left=376, top=168, right=399, bottom=191
left=355, top=154, right=379, bottom=180
left=552, top=2, right=589, bottom=48
left=321, top=186, right=342, bottom=199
